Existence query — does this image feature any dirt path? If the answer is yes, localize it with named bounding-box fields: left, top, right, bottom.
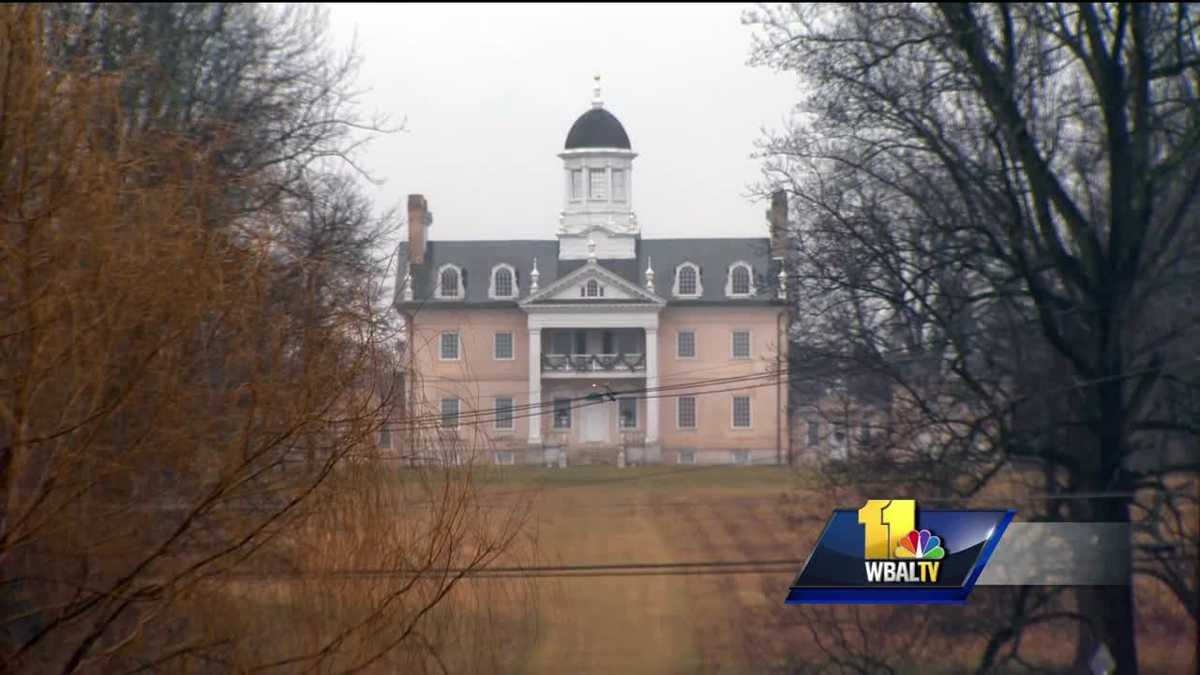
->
left=524, top=483, right=701, bottom=674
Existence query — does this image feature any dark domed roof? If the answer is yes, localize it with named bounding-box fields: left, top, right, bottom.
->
left=564, top=108, right=631, bottom=150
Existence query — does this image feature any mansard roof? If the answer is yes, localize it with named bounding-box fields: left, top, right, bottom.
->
left=394, top=237, right=783, bottom=309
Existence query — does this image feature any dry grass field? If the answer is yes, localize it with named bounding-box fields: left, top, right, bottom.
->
left=449, top=465, right=1197, bottom=675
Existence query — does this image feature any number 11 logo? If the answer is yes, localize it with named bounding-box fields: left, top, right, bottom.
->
left=857, top=499, right=916, bottom=560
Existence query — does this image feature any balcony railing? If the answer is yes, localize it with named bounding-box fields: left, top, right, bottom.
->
left=542, top=353, right=645, bottom=373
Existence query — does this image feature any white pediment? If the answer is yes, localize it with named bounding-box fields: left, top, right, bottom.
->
left=520, top=260, right=665, bottom=307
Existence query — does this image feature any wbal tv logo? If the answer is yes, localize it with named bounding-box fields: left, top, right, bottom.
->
left=858, top=499, right=945, bottom=584
left=785, top=499, right=1015, bottom=605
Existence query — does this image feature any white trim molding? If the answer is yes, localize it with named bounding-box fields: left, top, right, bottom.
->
left=488, top=263, right=519, bottom=300
left=730, top=329, right=753, bottom=359
left=435, top=263, right=465, bottom=300
left=676, top=329, right=697, bottom=359
left=438, top=331, right=461, bottom=361
left=672, top=261, right=703, bottom=299
left=493, top=331, right=515, bottom=361
left=725, top=261, right=756, bottom=298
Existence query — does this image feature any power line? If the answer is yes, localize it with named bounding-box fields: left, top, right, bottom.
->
left=388, top=353, right=1199, bottom=434
left=227, top=558, right=807, bottom=580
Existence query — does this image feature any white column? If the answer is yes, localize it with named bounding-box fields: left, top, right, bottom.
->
left=645, top=327, right=659, bottom=445
left=528, top=327, right=542, bottom=446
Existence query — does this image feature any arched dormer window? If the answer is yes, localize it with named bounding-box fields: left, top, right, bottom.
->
left=581, top=279, right=604, bottom=298
left=725, top=261, right=755, bottom=297
left=489, top=264, right=518, bottom=299
left=436, top=264, right=464, bottom=300
left=673, top=262, right=702, bottom=298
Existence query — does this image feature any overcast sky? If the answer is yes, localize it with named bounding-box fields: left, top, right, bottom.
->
left=324, top=3, right=800, bottom=243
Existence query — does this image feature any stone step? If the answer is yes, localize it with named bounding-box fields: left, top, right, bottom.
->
left=564, top=445, right=623, bottom=466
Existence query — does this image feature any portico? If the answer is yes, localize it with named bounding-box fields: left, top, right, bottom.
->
left=520, top=255, right=665, bottom=449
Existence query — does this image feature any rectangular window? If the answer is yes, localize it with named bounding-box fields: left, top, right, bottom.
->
left=732, top=450, right=751, bottom=465
left=574, top=331, right=587, bottom=355
left=677, top=396, right=697, bottom=429
left=378, top=428, right=392, bottom=449
left=441, top=398, right=460, bottom=429
left=678, top=450, right=695, bottom=465
left=495, top=451, right=515, bottom=466
left=494, top=332, right=514, bottom=360
left=732, top=396, right=752, bottom=428
left=612, top=169, right=627, bottom=201
left=808, top=420, right=820, bottom=447
left=440, top=331, right=459, bottom=360
left=731, top=331, right=751, bottom=359
left=553, top=398, right=572, bottom=429
left=589, top=168, right=607, bottom=200
left=570, top=169, right=584, bottom=201
left=619, top=398, right=637, bottom=429
left=495, top=397, right=514, bottom=429
left=677, top=330, right=696, bottom=358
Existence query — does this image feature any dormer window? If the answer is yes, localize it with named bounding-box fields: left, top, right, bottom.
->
left=673, top=262, right=702, bottom=298
left=581, top=279, right=604, bottom=297
left=436, top=264, right=464, bottom=299
left=726, top=262, right=755, bottom=297
left=489, top=264, right=518, bottom=299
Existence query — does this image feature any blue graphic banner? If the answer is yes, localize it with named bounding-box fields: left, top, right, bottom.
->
left=785, top=507, right=1015, bottom=605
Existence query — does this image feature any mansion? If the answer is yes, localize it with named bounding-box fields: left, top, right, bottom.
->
left=393, top=80, right=790, bottom=466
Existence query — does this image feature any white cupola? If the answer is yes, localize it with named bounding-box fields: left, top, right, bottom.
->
left=558, top=75, right=638, bottom=260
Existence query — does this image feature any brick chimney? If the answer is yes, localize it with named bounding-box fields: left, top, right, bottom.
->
left=407, top=194, right=432, bottom=265
left=767, top=190, right=788, bottom=258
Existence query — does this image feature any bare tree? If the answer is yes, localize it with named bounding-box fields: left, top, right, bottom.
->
left=749, top=3, right=1199, bottom=672
left=1, top=5, right=517, bottom=672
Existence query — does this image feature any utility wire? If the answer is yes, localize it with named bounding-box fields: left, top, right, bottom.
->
left=387, top=354, right=1199, bottom=434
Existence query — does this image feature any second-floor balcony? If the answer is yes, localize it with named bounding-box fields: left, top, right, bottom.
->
left=541, top=352, right=645, bottom=377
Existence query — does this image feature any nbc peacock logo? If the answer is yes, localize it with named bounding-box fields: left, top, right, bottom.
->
left=859, top=500, right=947, bottom=583
left=895, top=529, right=945, bottom=560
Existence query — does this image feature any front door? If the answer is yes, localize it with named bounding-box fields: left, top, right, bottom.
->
left=581, top=393, right=610, bottom=443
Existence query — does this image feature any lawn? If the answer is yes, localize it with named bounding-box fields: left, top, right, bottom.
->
left=448, top=465, right=1196, bottom=674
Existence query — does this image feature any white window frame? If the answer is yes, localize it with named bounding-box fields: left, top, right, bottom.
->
left=440, top=398, right=460, bottom=430
left=439, top=331, right=460, bottom=361
left=588, top=167, right=607, bottom=201
left=676, top=330, right=697, bottom=359
left=677, top=449, right=695, bottom=465
left=435, top=263, right=464, bottom=300
left=488, top=263, right=519, bottom=299
left=582, top=279, right=603, bottom=298
left=378, top=428, right=392, bottom=449
left=725, top=261, right=756, bottom=298
left=570, top=169, right=584, bottom=201
left=731, top=395, right=752, bottom=429
left=618, top=397, right=638, bottom=430
left=494, top=397, right=514, bottom=430
left=552, top=397, right=572, bottom=429
left=612, top=168, right=627, bottom=202
left=731, top=449, right=751, bottom=465
left=495, top=451, right=515, bottom=466
left=731, top=330, right=752, bottom=359
left=672, top=262, right=703, bottom=298
left=493, top=331, right=514, bottom=361
left=676, top=396, right=697, bottom=430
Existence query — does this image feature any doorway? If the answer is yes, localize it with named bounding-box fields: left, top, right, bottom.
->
left=581, top=392, right=610, bottom=443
